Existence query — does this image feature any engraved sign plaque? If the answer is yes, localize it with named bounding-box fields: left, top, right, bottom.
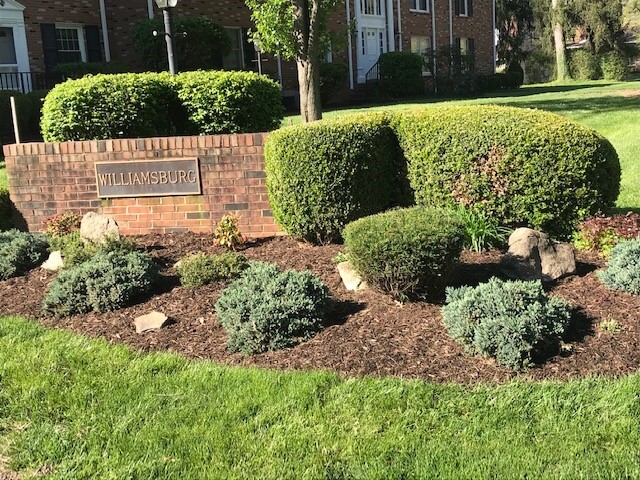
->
left=94, top=158, right=201, bottom=198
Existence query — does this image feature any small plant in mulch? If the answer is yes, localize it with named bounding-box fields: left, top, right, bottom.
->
left=177, top=251, right=248, bottom=287
left=598, top=318, right=621, bottom=335
left=49, top=232, right=138, bottom=269
left=441, top=278, right=572, bottom=371
left=0, top=230, right=49, bottom=280
left=573, top=212, right=640, bottom=258
left=598, top=238, right=640, bottom=296
left=215, top=261, right=332, bottom=354
left=213, top=213, right=246, bottom=251
left=43, top=211, right=81, bottom=237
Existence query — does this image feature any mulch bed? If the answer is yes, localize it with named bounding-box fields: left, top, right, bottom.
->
left=1, top=232, right=639, bottom=385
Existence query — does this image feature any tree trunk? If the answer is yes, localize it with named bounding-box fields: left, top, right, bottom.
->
left=297, top=57, right=322, bottom=122
left=293, top=0, right=322, bottom=122
left=551, top=0, right=569, bottom=81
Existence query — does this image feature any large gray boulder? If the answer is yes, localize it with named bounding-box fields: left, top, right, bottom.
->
left=501, top=228, right=576, bottom=282
left=80, top=212, right=119, bottom=245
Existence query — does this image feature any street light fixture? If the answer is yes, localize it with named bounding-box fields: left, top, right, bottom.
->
left=155, top=0, right=179, bottom=74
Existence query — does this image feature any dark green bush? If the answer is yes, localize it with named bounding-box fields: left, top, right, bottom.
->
left=569, top=50, right=601, bottom=81
left=0, top=90, right=29, bottom=143
left=265, top=114, right=408, bottom=243
left=0, top=230, right=48, bottom=280
left=525, top=49, right=554, bottom=84
left=53, top=61, right=128, bottom=78
left=599, top=51, right=629, bottom=81
left=48, top=231, right=138, bottom=269
left=41, top=73, right=179, bottom=141
left=42, top=251, right=157, bottom=317
left=392, top=105, right=621, bottom=238
left=598, top=238, right=640, bottom=295
left=18, top=90, right=48, bottom=140
left=177, top=252, right=248, bottom=287
left=0, top=187, right=12, bottom=231
left=343, top=207, right=465, bottom=300
left=319, top=62, right=349, bottom=105
left=441, top=278, right=571, bottom=370
left=133, top=16, right=230, bottom=72
left=378, top=52, right=424, bottom=97
left=504, top=62, right=524, bottom=89
left=175, top=70, right=283, bottom=134
left=215, top=262, right=331, bottom=354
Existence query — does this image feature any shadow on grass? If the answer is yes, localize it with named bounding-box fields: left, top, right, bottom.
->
left=502, top=94, right=640, bottom=115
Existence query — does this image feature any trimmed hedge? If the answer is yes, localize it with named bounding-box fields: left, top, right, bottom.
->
left=215, top=262, right=331, bottom=354
left=343, top=207, right=465, bottom=300
left=600, top=51, right=629, bottom=81
left=41, top=73, right=178, bottom=142
left=378, top=52, right=424, bottom=97
left=441, top=278, right=571, bottom=370
left=40, top=71, right=283, bottom=141
left=569, top=50, right=600, bottom=81
left=42, top=250, right=157, bottom=317
left=265, top=114, right=408, bottom=243
left=393, top=106, right=621, bottom=238
left=176, top=70, right=283, bottom=135
left=0, top=187, right=11, bottom=231
left=0, top=230, right=48, bottom=280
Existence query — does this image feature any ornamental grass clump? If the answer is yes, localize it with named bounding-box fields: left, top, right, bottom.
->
left=343, top=207, right=465, bottom=301
left=598, top=238, right=640, bottom=296
left=177, top=252, right=248, bottom=287
left=43, top=250, right=157, bottom=317
left=215, top=262, right=331, bottom=354
left=441, top=278, right=572, bottom=370
left=0, top=230, right=48, bottom=280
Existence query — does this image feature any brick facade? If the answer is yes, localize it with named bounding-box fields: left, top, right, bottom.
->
left=2, top=133, right=280, bottom=237
left=9, top=0, right=495, bottom=93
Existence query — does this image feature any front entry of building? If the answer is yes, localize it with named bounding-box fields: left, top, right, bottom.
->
left=356, top=0, right=390, bottom=83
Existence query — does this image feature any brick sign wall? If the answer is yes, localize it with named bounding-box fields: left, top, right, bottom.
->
left=3, top=133, right=280, bottom=237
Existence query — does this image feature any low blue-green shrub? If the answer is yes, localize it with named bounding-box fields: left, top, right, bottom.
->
left=598, top=238, right=640, bottom=295
left=0, top=230, right=48, bottom=280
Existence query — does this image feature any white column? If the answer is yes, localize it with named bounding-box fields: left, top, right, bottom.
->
left=431, top=0, right=436, bottom=75
left=492, top=0, right=497, bottom=72
left=346, top=0, right=355, bottom=89
left=449, top=0, right=454, bottom=45
left=396, top=0, right=402, bottom=51
left=99, top=0, right=111, bottom=62
left=147, top=0, right=155, bottom=19
left=386, top=0, right=395, bottom=52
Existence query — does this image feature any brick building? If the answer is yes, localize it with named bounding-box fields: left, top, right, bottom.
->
left=0, top=0, right=495, bottom=93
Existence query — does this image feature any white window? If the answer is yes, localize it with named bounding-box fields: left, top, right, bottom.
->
left=411, top=0, right=429, bottom=13
left=411, top=36, right=431, bottom=75
left=223, top=27, right=244, bottom=70
left=361, top=0, right=384, bottom=16
left=458, top=0, right=471, bottom=17
left=55, top=24, right=86, bottom=63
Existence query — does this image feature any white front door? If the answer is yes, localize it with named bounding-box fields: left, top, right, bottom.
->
left=0, top=1, right=30, bottom=91
left=355, top=0, right=388, bottom=83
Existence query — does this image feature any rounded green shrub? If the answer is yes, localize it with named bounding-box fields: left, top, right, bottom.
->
left=53, top=61, right=128, bottom=79
left=48, top=231, right=139, bottom=269
left=319, top=62, right=349, bottom=105
left=600, top=51, right=629, bottom=81
left=598, top=238, right=640, bottom=295
left=392, top=105, right=621, bottom=238
left=0, top=230, right=48, bottom=280
left=175, top=70, right=283, bottom=135
left=569, top=50, right=601, bottom=81
left=43, top=250, right=157, bottom=317
left=177, top=251, right=248, bottom=287
left=441, top=278, right=571, bottom=370
left=265, top=114, right=408, bottom=243
left=343, top=207, right=465, bottom=300
left=378, top=51, right=424, bottom=97
left=215, top=262, right=331, bottom=354
left=41, top=73, right=179, bottom=141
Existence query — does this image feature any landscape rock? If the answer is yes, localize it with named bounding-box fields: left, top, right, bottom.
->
left=501, top=228, right=577, bottom=281
left=337, top=261, right=367, bottom=291
left=134, top=311, right=170, bottom=334
left=80, top=212, right=119, bottom=245
left=41, top=251, right=63, bottom=272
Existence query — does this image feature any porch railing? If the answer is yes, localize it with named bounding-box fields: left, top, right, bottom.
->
left=0, top=72, right=63, bottom=94
left=365, top=61, right=380, bottom=84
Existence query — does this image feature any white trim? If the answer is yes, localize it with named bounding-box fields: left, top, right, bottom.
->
left=99, top=0, right=111, bottom=62
left=346, top=0, right=354, bottom=89
left=386, top=0, right=395, bottom=52
left=449, top=0, right=454, bottom=45
left=492, top=0, right=497, bottom=72
left=396, top=0, right=402, bottom=51
left=431, top=0, right=436, bottom=75
left=0, top=1, right=29, bottom=83
left=147, top=0, right=155, bottom=19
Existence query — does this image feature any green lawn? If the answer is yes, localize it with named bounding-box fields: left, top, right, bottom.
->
left=286, top=79, right=640, bottom=211
left=0, top=160, right=6, bottom=190
left=1, top=315, right=640, bottom=479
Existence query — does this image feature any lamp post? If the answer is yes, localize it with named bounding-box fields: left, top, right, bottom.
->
left=155, top=0, right=178, bottom=74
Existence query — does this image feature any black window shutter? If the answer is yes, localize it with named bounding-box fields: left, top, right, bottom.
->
left=455, top=37, right=461, bottom=51
left=242, top=28, right=257, bottom=71
left=85, top=26, right=102, bottom=62
left=40, top=23, right=58, bottom=71
left=454, top=0, right=460, bottom=15
left=468, top=0, right=473, bottom=16
left=468, top=38, right=475, bottom=71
